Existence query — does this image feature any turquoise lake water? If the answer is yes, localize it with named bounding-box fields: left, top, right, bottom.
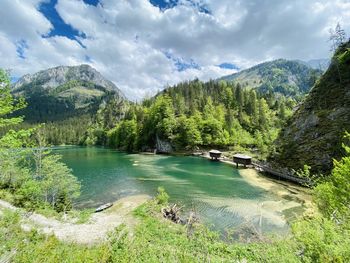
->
left=56, top=146, right=304, bottom=234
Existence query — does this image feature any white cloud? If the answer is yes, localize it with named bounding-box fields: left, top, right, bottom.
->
left=0, top=0, right=349, bottom=100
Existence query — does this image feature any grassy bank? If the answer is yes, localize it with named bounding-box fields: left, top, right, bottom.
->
left=1, top=192, right=349, bottom=262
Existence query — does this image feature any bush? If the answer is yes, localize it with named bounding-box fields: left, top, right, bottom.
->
left=314, top=133, right=350, bottom=218
left=155, top=187, right=169, bottom=205
left=293, top=216, right=350, bottom=262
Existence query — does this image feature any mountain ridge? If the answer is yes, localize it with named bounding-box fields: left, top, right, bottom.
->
left=11, top=64, right=126, bottom=123
left=219, top=59, right=322, bottom=98
left=12, top=64, right=123, bottom=95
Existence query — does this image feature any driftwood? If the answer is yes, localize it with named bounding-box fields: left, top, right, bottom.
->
left=162, top=204, right=184, bottom=224
left=161, top=204, right=199, bottom=227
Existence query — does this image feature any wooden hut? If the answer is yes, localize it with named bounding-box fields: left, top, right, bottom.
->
left=233, top=154, right=252, bottom=168
left=209, top=150, right=222, bottom=160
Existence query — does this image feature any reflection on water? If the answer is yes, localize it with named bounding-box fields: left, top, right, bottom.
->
left=55, top=146, right=306, bottom=234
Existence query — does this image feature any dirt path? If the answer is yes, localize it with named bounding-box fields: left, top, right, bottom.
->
left=0, top=195, right=150, bottom=245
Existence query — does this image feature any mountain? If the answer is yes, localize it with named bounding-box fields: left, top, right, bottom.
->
left=271, top=41, right=350, bottom=174
left=12, top=64, right=125, bottom=122
left=220, top=59, right=322, bottom=98
left=302, top=58, right=330, bottom=71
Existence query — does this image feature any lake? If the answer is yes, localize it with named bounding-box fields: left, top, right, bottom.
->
left=56, top=146, right=306, bottom=235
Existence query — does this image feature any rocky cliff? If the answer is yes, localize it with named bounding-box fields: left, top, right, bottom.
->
left=272, top=41, right=350, bottom=174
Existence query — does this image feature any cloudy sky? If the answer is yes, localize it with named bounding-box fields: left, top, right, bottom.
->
left=0, top=0, right=349, bottom=99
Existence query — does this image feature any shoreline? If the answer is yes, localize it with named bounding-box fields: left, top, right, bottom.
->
left=198, top=153, right=314, bottom=216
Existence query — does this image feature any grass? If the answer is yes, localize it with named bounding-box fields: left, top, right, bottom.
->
left=0, top=199, right=299, bottom=262
left=0, top=195, right=349, bottom=262
left=68, top=208, right=94, bottom=224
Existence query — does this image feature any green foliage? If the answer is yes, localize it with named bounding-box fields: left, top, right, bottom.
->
left=107, top=119, right=138, bottom=152
left=1, top=196, right=349, bottom=263
left=292, top=216, right=350, bottom=262
left=295, top=164, right=311, bottom=178
left=173, top=114, right=202, bottom=149
left=337, top=48, right=350, bottom=64
left=2, top=162, right=350, bottom=263
left=67, top=209, right=94, bottom=224
left=8, top=61, right=308, bottom=157
left=0, top=210, right=108, bottom=263
left=2, top=60, right=350, bottom=261
left=100, top=79, right=294, bottom=157
left=314, top=132, right=350, bottom=218
left=150, top=94, right=177, bottom=140
left=39, top=154, right=81, bottom=210
left=0, top=69, right=26, bottom=128
left=0, top=133, right=81, bottom=213
left=290, top=133, right=350, bottom=262
left=8, top=66, right=127, bottom=147
left=155, top=186, right=169, bottom=205
left=0, top=69, right=81, bottom=213
left=0, top=202, right=302, bottom=263
left=13, top=75, right=121, bottom=124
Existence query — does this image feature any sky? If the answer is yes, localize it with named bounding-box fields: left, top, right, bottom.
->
left=0, top=0, right=349, bottom=100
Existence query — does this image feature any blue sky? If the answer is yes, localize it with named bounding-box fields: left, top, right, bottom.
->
left=0, top=0, right=349, bottom=99
left=150, top=0, right=179, bottom=10
left=39, top=0, right=100, bottom=41
left=39, top=0, right=84, bottom=42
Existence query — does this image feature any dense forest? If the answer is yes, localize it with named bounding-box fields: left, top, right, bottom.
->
left=99, top=79, right=296, bottom=156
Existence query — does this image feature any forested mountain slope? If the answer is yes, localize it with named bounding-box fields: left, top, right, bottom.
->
left=102, top=78, right=297, bottom=155
left=302, top=58, right=330, bottom=71
left=272, top=40, right=350, bottom=173
left=9, top=65, right=127, bottom=145
left=12, top=64, right=125, bottom=122
left=220, top=59, right=322, bottom=98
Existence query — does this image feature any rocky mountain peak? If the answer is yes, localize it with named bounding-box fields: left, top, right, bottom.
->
left=12, top=64, right=123, bottom=97
left=11, top=64, right=127, bottom=122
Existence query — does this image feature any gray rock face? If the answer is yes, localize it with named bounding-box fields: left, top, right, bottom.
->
left=272, top=41, right=350, bottom=174
left=292, top=112, right=319, bottom=141
left=156, top=134, right=173, bottom=153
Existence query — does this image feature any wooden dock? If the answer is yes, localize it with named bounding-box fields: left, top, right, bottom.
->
left=252, top=161, right=312, bottom=186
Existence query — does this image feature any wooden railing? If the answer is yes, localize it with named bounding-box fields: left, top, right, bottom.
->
left=252, top=161, right=312, bottom=186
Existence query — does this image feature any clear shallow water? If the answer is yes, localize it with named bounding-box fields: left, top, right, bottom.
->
left=56, top=146, right=303, bottom=234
